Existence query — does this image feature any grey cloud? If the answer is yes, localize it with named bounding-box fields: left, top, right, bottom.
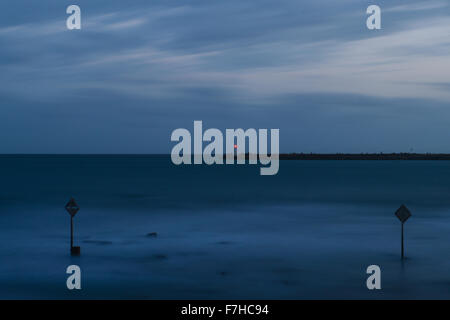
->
left=0, top=0, right=449, bottom=153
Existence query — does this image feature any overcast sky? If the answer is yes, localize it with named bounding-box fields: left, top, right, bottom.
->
left=1, top=0, right=449, bottom=153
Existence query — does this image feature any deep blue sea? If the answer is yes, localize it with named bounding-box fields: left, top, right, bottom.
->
left=1, top=156, right=450, bottom=299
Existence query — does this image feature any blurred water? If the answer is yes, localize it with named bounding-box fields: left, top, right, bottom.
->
left=1, top=156, right=450, bottom=299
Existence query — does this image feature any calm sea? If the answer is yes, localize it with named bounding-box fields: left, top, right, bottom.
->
left=1, top=156, right=450, bottom=299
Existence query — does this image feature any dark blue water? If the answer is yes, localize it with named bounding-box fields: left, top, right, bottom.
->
left=1, top=156, right=450, bottom=299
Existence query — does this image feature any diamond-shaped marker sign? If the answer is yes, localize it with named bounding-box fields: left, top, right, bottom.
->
left=65, top=197, right=80, bottom=217
left=395, top=204, right=411, bottom=223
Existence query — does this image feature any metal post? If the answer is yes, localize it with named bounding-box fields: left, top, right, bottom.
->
left=401, top=222, right=404, bottom=259
left=71, top=216, right=74, bottom=249
left=66, top=197, right=81, bottom=256
left=395, top=204, right=411, bottom=259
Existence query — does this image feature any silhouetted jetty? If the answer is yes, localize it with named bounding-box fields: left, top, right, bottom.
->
left=3, top=153, right=450, bottom=161
left=224, top=153, right=450, bottom=161
left=279, top=153, right=450, bottom=160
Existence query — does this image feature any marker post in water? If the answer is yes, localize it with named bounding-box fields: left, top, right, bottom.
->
left=65, top=197, right=81, bottom=256
left=395, top=204, right=411, bottom=259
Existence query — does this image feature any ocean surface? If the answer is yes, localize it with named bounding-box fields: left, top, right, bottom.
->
left=1, top=155, right=450, bottom=299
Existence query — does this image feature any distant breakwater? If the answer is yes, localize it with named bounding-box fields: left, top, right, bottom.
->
left=278, top=153, right=450, bottom=160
